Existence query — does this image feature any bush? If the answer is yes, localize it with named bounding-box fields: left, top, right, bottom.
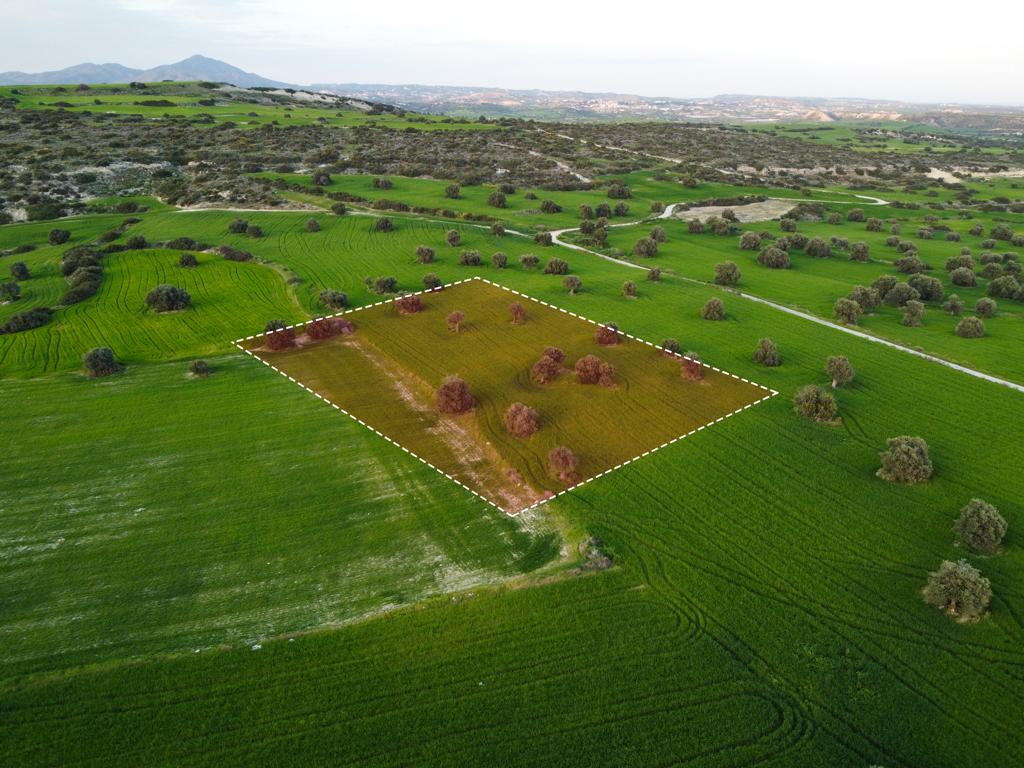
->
left=563, top=275, right=582, bottom=294
left=846, top=208, right=865, bottom=222
left=189, top=360, right=211, bottom=377
left=714, top=261, right=741, bottom=286
left=826, top=356, right=854, bottom=388
left=793, top=385, right=837, bottom=422
left=145, top=284, right=191, bottom=312
left=373, top=217, right=394, bottom=232
left=884, top=283, right=919, bottom=307
left=509, top=302, right=526, bottom=324
left=647, top=267, right=661, bottom=281
left=0, top=282, right=20, bottom=302
left=125, top=235, right=147, bottom=250
left=680, top=354, right=704, bottom=381
left=877, top=436, right=932, bottom=484
left=990, top=223, right=1014, bottom=241
left=739, top=231, right=761, bottom=251
left=574, top=355, right=604, bottom=384
left=178, top=252, right=198, bottom=268
left=423, top=273, right=442, bottom=290
left=539, top=200, right=562, bottom=214
left=623, top=281, right=637, bottom=298
left=595, top=324, right=619, bottom=345
left=445, top=184, right=461, bottom=199
left=949, top=267, right=976, bottom=287
left=847, top=286, right=879, bottom=312
left=445, top=229, right=461, bottom=247
left=446, top=310, right=465, bottom=332
left=371, top=275, right=398, bottom=294
left=908, top=274, right=943, bottom=302
left=531, top=355, right=562, bottom=384
left=228, top=218, right=249, bottom=234
left=946, top=254, right=974, bottom=272
left=955, top=316, right=985, bottom=338
left=806, top=237, right=832, bottom=258
left=437, top=375, right=474, bottom=414
left=650, top=226, right=667, bottom=243
left=319, top=290, right=348, bottom=309
left=901, top=299, right=925, bottom=327
left=534, top=232, right=553, bottom=247
left=895, top=253, right=927, bottom=274
left=458, top=250, right=481, bottom=267
left=0, top=307, right=52, bottom=334
left=491, top=252, right=507, bottom=269
left=331, top=202, right=348, bottom=216
left=487, top=191, right=507, bottom=208
left=373, top=177, right=392, bottom=190
left=633, top=237, right=659, bottom=258
left=849, top=242, right=870, bottom=262
left=975, top=297, right=997, bottom=318
left=923, top=560, right=991, bottom=621
left=490, top=223, right=505, bottom=237
left=505, top=403, right=539, bottom=438
left=954, top=499, right=1008, bottom=554
left=414, top=245, right=435, bottom=264
left=220, top=246, right=253, bottom=262
left=988, top=275, right=1020, bottom=299
left=48, top=228, right=71, bottom=245
left=834, top=297, right=862, bottom=325
left=8, top=262, right=28, bottom=285
left=395, top=293, right=423, bottom=314
left=943, top=294, right=965, bottom=316
left=661, top=338, right=680, bottom=354
left=520, top=254, right=539, bottom=269
left=544, top=258, right=569, bottom=275
left=757, top=247, right=791, bottom=269
left=305, top=317, right=355, bottom=340
left=753, top=338, right=780, bottom=366
left=865, top=218, right=883, bottom=232
left=83, top=347, right=120, bottom=377
left=165, top=237, right=198, bottom=250
left=688, top=219, right=705, bottom=234
left=701, top=297, right=725, bottom=320
left=548, top=446, right=579, bottom=483
left=303, top=218, right=321, bottom=233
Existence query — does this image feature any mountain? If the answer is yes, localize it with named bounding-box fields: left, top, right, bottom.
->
left=0, top=55, right=291, bottom=88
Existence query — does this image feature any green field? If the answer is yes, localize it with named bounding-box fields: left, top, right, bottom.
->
left=246, top=278, right=769, bottom=510
left=2, top=172, right=1024, bottom=766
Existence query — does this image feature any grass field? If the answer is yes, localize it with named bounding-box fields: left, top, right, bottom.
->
left=245, top=278, right=769, bottom=510
left=2, top=184, right=1023, bottom=765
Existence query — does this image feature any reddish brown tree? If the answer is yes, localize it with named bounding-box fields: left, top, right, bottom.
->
left=595, top=323, right=620, bottom=346
left=504, top=403, right=540, bottom=438
left=598, top=361, right=616, bottom=387
left=575, top=354, right=603, bottom=384
left=542, top=346, right=565, bottom=363
left=305, top=317, right=355, bottom=340
left=531, top=355, right=561, bottom=384
left=509, top=302, right=526, bottom=324
left=395, top=293, right=423, bottom=314
left=680, top=356, right=704, bottom=381
left=265, top=327, right=296, bottom=350
left=447, top=310, right=465, bottom=332
left=548, top=446, right=579, bottom=483
left=436, top=376, right=474, bottom=414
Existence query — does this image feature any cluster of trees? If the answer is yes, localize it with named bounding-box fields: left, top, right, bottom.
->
left=305, top=316, right=354, bottom=340
left=263, top=319, right=296, bottom=350
left=83, top=346, right=121, bottom=377
left=575, top=354, right=616, bottom=387
left=395, top=293, right=423, bottom=314
left=531, top=346, right=564, bottom=384
left=145, top=284, right=191, bottom=313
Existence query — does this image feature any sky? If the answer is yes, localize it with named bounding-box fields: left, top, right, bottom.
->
left=3, top=0, right=1024, bottom=105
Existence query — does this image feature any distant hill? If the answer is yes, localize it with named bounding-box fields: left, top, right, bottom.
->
left=0, top=55, right=292, bottom=88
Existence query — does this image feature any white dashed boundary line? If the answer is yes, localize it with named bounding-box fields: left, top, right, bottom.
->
left=231, top=276, right=779, bottom=516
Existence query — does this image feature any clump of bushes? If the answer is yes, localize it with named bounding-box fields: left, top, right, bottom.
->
left=395, top=293, right=423, bottom=314
left=83, top=347, right=121, bottom=377
left=0, top=307, right=53, bottom=334
left=145, top=284, right=191, bottom=312
left=544, top=258, right=569, bottom=275
left=319, top=290, right=347, bottom=309
left=178, top=253, right=198, bottom=268
left=714, top=262, right=741, bottom=286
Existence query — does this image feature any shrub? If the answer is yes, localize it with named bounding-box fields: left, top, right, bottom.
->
left=884, top=283, right=919, bottom=307
left=531, top=355, right=561, bottom=384
left=826, top=356, right=854, bottom=388
left=834, top=298, right=862, bottom=325
left=563, top=275, right=582, bottom=294
left=607, top=183, right=630, bottom=199
left=306, top=218, right=321, bottom=232
left=371, top=276, right=398, bottom=294
left=757, top=247, right=791, bottom=269
left=548, top=446, right=579, bottom=483
left=395, top=293, right=423, bottom=314
left=943, top=294, right=965, bottom=316
left=866, top=218, right=883, bottom=232
left=969, top=223, right=984, bottom=236
left=650, top=226, right=667, bottom=243
left=505, top=403, right=540, bottom=438
left=595, top=324, right=620, bottom=346
left=574, top=355, right=603, bottom=384
left=264, top=320, right=296, bottom=350
left=990, top=223, right=1014, bottom=241
left=319, top=290, right=348, bottom=309
left=0, top=282, right=20, bottom=302
left=539, top=199, right=562, bottom=214
left=48, top=228, right=71, bottom=245
left=955, top=316, right=985, bottom=338
left=975, top=297, right=997, bottom=318
left=305, top=317, right=354, bottom=340
left=145, top=284, right=191, bottom=312
left=923, top=560, right=991, bottom=621
left=415, top=245, right=435, bottom=264
left=949, top=267, right=976, bottom=287
left=701, top=297, right=725, bottom=320
left=331, top=202, right=348, bottom=216
left=739, top=231, right=761, bottom=250
left=125, top=234, right=147, bottom=250
left=534, top=232, right=553, bottom=246
left=458, top=250, right=482, bottom=267
left=688, top=219, right=705, bottom=234
left=83, top=347, right=121, bottom=377
left=178, top=252, right=198, bottom=268
left=437, top=375, right=474, bottom=414
left=488, top=191, right=507, bottom=208
left=849, top=242, right=870, bottom=262
left=714, top=261, right=741, bottom=286
left=908, top=274, right=943, bottom=302
left=952, top=499, right=1008, bottom=554
left=633, top=237, right=659, bottom=258
left=847, top=286, right=879, bottom=312
left=445, top=184, right=460, bottom=199
left=779, top=217, right=797, bottom=232
left=423, top=273, right=442, bottom=290
left=788, top=233, right=809, bottom=250
left=895, top=253, right=927, bottom=274
left=598, top=361, right=616, bottom=387
left=661, top=338, right=680, bottom=354
left=485, top=251, right=506, bottom=269
left=846, top=208, right=865, bottom=222
left=647, top=267, right=661, bottom=281
left=373, top=217, right=394, bottom=233
left=509, top=302, right=526, bottom=324
left=544, top=258, right=569, bottom=275
left=806, top=237, right=831, bottom=258
left=623, top=280, right=638, bottom=298
left=520, top=254, right=539, bottom=269
left=183, top=358, right=211, bottom=379
left=753, top=338, right=780, bottom=366
left=901, top=299, right=925, bottom=327
left=946, top=254, right=974, bottom=272
left=490, top=223, right=505, bottom=237
left=373, top=177, right=393, bottom=190
left=680, top=354, right=704, bottom=381
left=945, top=231, right=961, bottom=242
left=9, top=262, right=29, bottom=282
left=543, top=346, right=565, bottom=363
left=165, top=237, right=198, bottom=250
left=220, top=246, right=253, bottom=262
left=870, top=275, right=898, bottom=302
left=979, top=262, right=1003, bottom=280
left=877, top=436, right=932, bottom=484
left=228, top=218, right=248, bottom=234
left=988, top=275, right=1020, bottom=299
left=793, top=385, right=838, bottom=422
left=0, top=307, right=52, bottom=334
left=447, top=310, right=465, bottom=332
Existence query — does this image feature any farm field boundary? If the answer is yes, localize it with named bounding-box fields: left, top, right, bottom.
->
left=233, top=276, right=778, bottom=515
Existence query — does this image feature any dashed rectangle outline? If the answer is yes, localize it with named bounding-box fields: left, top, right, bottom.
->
left=231, top=275, right=779, bottom=516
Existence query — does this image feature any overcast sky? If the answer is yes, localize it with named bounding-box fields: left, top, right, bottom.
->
left=4, top=0, right=1023, bottom=105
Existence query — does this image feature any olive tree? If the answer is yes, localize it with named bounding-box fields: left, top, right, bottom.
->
left=877, top=436, right=932, bottom=484
left=955, top=316, right=985, bottom=338
left=923, top=560, right=991, bottom=621
left=436, top=375, right=474, bottom=414
left=943, top=294, right=965, bottom=316
left=83, top=347, right=120, bottom=377
left=714, top=261, right=741, bottom=286
left=901, top=299, right=925, bottom=327
left=833, top=297, right=862, bottom=325
left=954, top=499, right=1008, bottom=554
left=793, top=385, right=838, bottom=423
left=753, top=338, right=781, bottom=366
left=825, top=356, right=855, bottom=388
left=701, top=297, right=725, bottom=320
